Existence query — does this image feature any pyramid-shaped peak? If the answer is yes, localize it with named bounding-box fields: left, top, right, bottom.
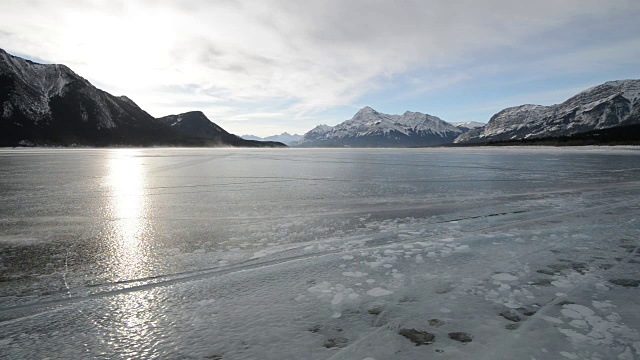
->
left=356, top=106, right=378, bottom=114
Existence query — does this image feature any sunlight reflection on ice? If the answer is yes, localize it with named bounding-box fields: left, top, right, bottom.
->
left=105, top=291, right=158, bottom=358
left=105, top=149, right=150, bottom=280
left=100, top=150, right=157, bottom=357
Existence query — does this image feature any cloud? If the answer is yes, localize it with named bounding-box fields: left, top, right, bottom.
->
left=0, top=0, right=639, bottom=135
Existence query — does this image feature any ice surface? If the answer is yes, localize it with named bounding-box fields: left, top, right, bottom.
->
left=0, top=147, right=639, bottom=359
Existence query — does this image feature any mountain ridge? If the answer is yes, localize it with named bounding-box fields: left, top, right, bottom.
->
left=157, top=111, right=285, bottom=147
left=297, top=107, right=461, bottom=147
left=241, top=132, right=303, bottom=145
left=0, top=48, right=283, bottom=147
left=455, top=79, right=640, bottom=143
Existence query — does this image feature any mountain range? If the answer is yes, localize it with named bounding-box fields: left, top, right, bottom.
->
left=2, top=48, right=638, bottom=148
left=0, top=48, right=284, bottom=147
left=296, top=106, right=463, bottom=147
left=455, top=80, right=640, bottom=144
left=296, top=80, right=639, bottom=147
left=241, top=132, right=302, bottom=146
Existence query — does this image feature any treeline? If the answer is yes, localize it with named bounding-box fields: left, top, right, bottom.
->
left=441, top=124, right=640, bottom=147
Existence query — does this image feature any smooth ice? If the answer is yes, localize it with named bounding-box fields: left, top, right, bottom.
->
left=0, top=147, right=639, bottom=359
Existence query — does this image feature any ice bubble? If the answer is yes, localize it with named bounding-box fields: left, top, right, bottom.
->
left=540, top=315, right=563, bottom=324
left=331, top=293, right=344, bottom=305
left=558, top=328, right=589, bottom=343
left=367, top=288, right=394, bottom=297
left=492, top=273, right=519, bottom=282
left=559, top=352, right=578, bottom=359
left=592, top=301, right=616, bottom=310
left=569, top=320, right=588, bottom=329
left=308, top=281, right=332, bottom=293
left=564, top=304, right=595, bottom=317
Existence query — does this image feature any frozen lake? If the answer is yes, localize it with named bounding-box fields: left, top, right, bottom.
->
left=1, top=147, right=639, bottom=359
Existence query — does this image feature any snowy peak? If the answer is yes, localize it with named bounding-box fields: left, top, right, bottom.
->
left=0, top=50, right=84, bottom=100
left=298, top=107, right=461, bottom=147
left=241, top=132, right=303, bottom=145
left=455, top=79, right=640, bottom=143
left=584, top=80, right=640, bottom=104
left=1, top=50, right=77, bottom=123
left=349, top=106, right=389, bottom=125
left=356, top=105, right=376, bottom=113
left=118, top=95, right=141, bottom=109
left=397, top=111, right=460, bottom=135
left=310, top=124, right=334, bottom=133
left=331, top=107, right=460, bottom=137
left=0, top=48, right=285, bottom=147
left=454, top=121, right=485, bottom=130
left=298, top=124, right=334, bottom=144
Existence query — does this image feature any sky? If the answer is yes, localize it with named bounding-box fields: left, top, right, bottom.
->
left=1, top=0, right=640, bottom=137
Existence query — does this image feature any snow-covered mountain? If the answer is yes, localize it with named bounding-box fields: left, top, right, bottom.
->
left=454, top=121, right=485, bottom=132
left=0, top=48, right=182, bottom=146
left=297, top=107, right=461, bottom=147
left=241, top=132, right=302, bottom=145
left=455, top=80, right=640, bottom=144
left=298, top=124, right=334, bottom=144
left=0, top=48, right=283, bottom=147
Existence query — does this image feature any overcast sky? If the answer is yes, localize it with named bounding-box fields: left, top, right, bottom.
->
left=1, top=0, right=639, bottom=136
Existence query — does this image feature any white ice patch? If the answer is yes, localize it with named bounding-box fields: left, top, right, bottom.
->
left=618, top=347, right=634, bottom=360
left=342, top=271, right=368, bottom=278
left=595, top=282, right=611, bottom=291
left=331, top=293, right=344, bottom=305
left=592, top=301, right=616, bottom=310
left=563, top=304, right=595, bottom=318
left=308, top=281, right=332, bottom=294
left=492, top=273, right=519, bottom=282
left=195, top=299, right=216, bottom=306
left=540, top=315, right=564, bottom=324
left=560, top=352, right=578, bottom=359
left=569, top=320, right=589, bottom=329
left=558, top=328, right=589, bottom=343
left=366, top=288, right=394, bottom=297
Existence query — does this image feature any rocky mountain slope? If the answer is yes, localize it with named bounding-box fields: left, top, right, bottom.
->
left=0, top=48, right=181, bottom=146
left=0, top=48, right=282, bottom=147
left=455, top=80, right=640, bottom=144
left=297, top=107, right=461, bottom=147
left=158, top=111, right=285, bottom=147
